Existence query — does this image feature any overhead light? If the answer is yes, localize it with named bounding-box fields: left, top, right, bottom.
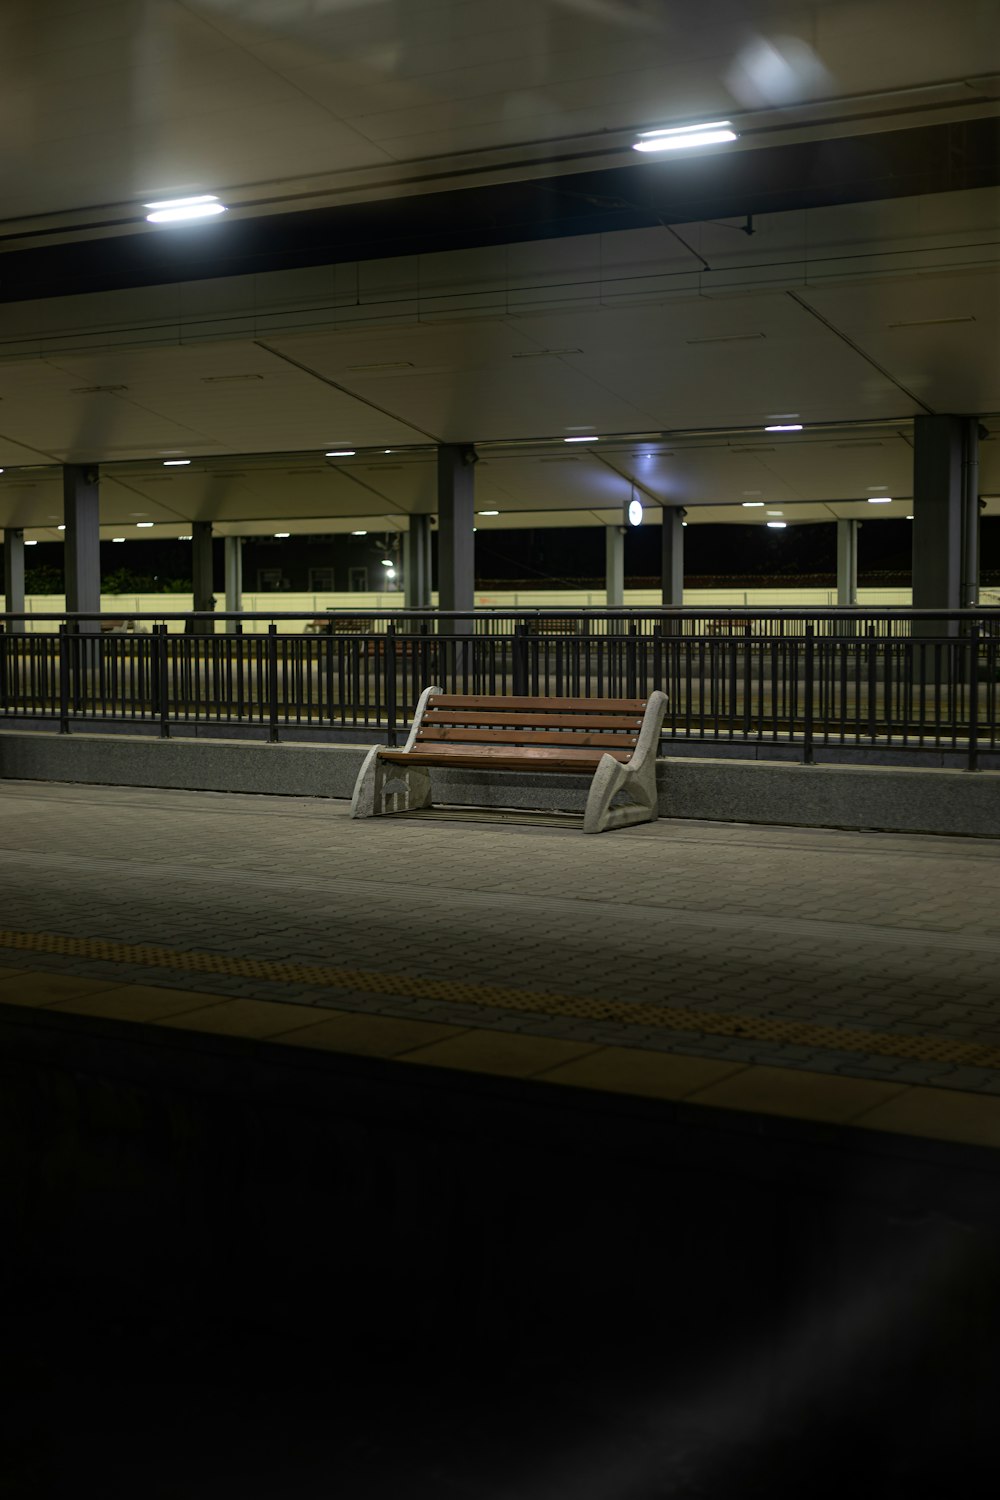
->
left=325, top=450, right=356, bottom=457
left=136, top=522, right=154, bottom=528
left=764, top=424, right=802, bottom=433
left=766, top=521, right=787, bottom=529
left=163, top=459, right=191, bottom=466
left=766, top=510, right=783, bottom=516
left=57, top=524, right=66, bottom=530
left=112, top=537, right=125, bottom=543
left=380, top=558, right=394, bottom=567
left=867, top=497, right=893, bottom=503
left=179, top=535, right=193, bottom=540
left=906, top=515, right=914, bottom=520
left=634, top=121, right=737, bottom=152
left=274, top=532, right=290, bottom=538
left=681, top=521, right=688, bottom=527
left=351, top=530, right=368, bottom=536
left=145, top=194, right=227, bottom=224
left=386, top=567, right=397, bottom=578
left=24, top=539, right=37, bottom=546
left=741, top=501, right=764, bottom=508
left=626, top=498, right=643, bottom=527
left=564, top=436, right=596, bottom=443
left=478, top=510, right=500, bottom=516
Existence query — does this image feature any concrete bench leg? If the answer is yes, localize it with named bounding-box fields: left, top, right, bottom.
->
left=583, top=751, right=659, bottom=834
left=350, top=748, right=433, bottom=819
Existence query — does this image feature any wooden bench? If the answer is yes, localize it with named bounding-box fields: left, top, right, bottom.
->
left=350, top=687, right=668, bottom=834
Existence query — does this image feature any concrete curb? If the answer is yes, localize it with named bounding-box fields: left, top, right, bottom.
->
left=1, top=731, right=997, bottom=839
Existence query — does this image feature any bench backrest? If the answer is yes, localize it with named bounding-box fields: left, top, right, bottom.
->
left=415, top=693, right=649, bottom=754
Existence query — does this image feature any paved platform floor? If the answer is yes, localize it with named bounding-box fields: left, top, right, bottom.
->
left=1, top=778, right=999, bottom=1133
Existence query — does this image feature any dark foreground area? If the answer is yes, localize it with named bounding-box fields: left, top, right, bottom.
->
left=2, top=1000, right=999, bottom=1497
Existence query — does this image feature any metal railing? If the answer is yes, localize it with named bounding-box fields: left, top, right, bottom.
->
left=0, top=608, right=997, bottom=768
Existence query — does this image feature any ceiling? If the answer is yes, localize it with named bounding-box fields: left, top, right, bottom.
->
left=0, top=1, right=998, bottom=542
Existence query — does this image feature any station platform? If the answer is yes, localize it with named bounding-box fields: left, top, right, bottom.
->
left=2, top=779, right=1000, bottom=1495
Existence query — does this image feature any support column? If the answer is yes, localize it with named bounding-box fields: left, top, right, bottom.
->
left=63, top=464, right=101, bottom=620
left=191, top=521, right=215, bottom=635
left=605, top=525, right=624, bottom=608
left=436, top=445, right=476, bottom=619
left=224, top=535, right=243, bottom=633
left=912, top=415, right=980, bottom=614
left=661, top=506, right=684, bottom=607
left=405, top=513, right=432, bottom=609
left=836, top=519, right=859, bottom=606
left=3, top=528, right=25, bottom=631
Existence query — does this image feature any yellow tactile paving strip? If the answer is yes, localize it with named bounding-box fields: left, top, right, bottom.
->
left=1, top=924, right=1000, bottom=1071
left=1, top=955, right=1000, bottom=1152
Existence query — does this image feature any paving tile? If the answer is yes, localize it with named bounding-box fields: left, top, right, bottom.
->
left=686, top=1066, right=907, bottom=1124
left=156, top=997, right=328, bottom=1040
left=273, top=1013, right=469, bottom=1058
left=536, top=1047, right=746, bottom=1101
left=0, top=971, right=120, bottom=1008
left=852, top=1088, right=1000, bottom=1150
left=47, top=985, right=228, bottom=1023
left=401, top=1031, right=601, bottom=1079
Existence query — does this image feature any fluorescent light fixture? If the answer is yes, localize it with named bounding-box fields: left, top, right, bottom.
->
left=764, top=424, right=803, bottom=432
left=163, top=459, right=191, bottom=466
left=766, top=521, right=787, bottom=529
left=478, top=510, right=500, bottom=516
left=57, top=524, right=66, bottom=530
left=145, top=195, right=227, bottom=224
left=179, top=535, right=193, bottom=540
left=112, top=537, right=125, bottom=543
left=325, top=450, right=356, bottom=457
left=351, top=530, right=368, bottom=536
left=564, top=435, right=595, bottom=443
left=274, top=532, right=290, bottom=538
left=906, top=515, right=914, bottom=520
left=766, top=510, right=783, bottom=516
left=867, top=497, right=892, bottom=503
left=136, top=522, right=154, bottom=528
left=24, top=539, right=37, bottom=545
left=634, top=121, right=737, bottom=152
left=741, top=502, right=764, bottom=508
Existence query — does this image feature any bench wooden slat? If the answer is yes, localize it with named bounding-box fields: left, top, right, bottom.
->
left=421, top=709, right=645, bottom=730
left=415, top=727, right=639, bottom=748
left=425, top=694, right=648, bottom=713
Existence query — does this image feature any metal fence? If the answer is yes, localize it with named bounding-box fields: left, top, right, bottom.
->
left=1, top=608, right=997, bottom=768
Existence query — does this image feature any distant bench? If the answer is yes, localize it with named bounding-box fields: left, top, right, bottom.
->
left=350, top=688, right=668, bottom=834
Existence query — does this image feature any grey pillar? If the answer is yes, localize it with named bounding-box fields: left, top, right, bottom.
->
left=191, top=521, right=215, bottom=634
left=63, top=464, right=101, bottom=619
left=605, top=525, right=624, bottom=608
left=912, top=415, right=980, bottom=613
left=224, top=535, right=243, bottom=633
left=405, top=513, right=432, bottom=609
left=661, top=506, right=684, bottom=607
left=836, top=519, right=859, bottom=606
left=437, top=445, right=475, bottom=618
left=3, top=528, right=25, bottom=631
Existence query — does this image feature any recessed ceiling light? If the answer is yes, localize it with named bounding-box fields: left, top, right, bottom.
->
left=742, top=502, right=764, bottom=508
left=764, top=424, right=803, bottom=433
left=564, top=436, right=595, bottom=443
left=24, top=539, right=37, bottom=546
left=766, top=521, right=787, bottom=529
left=325, top=450, right=355, bottom=457
left=163, top=459, right=191, bottom=466
left=145, top=195, right=227, bottom=224
left=136, top=522, right=154, bottom=527
left=634, top=121, right=737, bottom=152
left=112, top=537, right=125, bottom=543
left=867, top=497, right=893, bottom=503
left=351, top=530, right=368, bottom=536
left=274, top=532, right=290, bottom=538
left=478, top=510, right=500, bottom=516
